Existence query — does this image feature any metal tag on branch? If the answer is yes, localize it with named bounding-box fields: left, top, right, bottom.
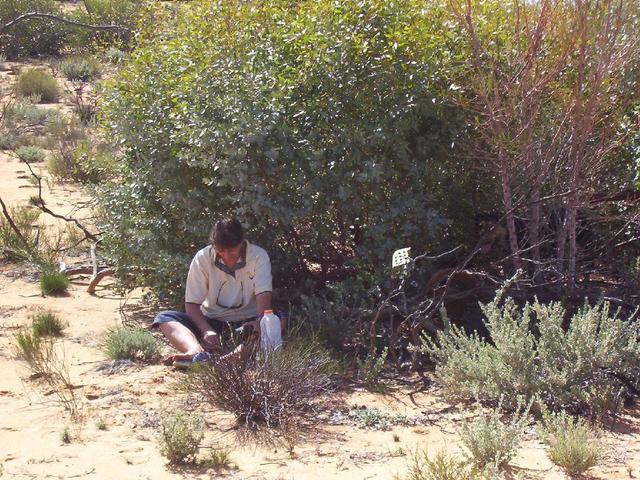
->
left=392, top=247, right=412, bottom=276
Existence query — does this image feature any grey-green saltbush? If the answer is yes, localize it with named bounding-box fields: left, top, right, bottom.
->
left=57, top=56, right=100, bottom=81
left=16, top=146, right=46, bottom=163
left=460, top=398, right=531, bottom=470
left=422, top=288, right=640, bottom=416
left=158, top=412, right=204, bottom=464
left=102, top=327, right=160, bottom=361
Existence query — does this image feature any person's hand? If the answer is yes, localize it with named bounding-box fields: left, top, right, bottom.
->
left=202, top=330, right=222, bottom=352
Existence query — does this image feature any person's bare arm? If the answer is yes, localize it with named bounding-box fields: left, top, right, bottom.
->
left=185, top=302, right=221, bottom=350
left=256, top=291, right=272, bottom=316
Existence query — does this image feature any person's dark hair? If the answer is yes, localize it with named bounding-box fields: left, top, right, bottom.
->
left=210, top=218, right=244, bottom=249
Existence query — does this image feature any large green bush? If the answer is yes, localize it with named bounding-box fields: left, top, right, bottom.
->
left=99, top=0, right=469, bottom=304
left=0, top=0, right=67, bottom=58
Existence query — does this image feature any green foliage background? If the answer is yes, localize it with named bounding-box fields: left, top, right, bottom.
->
left=99, top=0, right=472, bottom=304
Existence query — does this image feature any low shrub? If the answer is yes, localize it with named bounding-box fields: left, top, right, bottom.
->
left=357, top=346, right=388, bottom=391
left=14, top=329, right=47, bottom=372
left=103, top=46, right=126, bottom=64
left=539, top=409, right=601, bottom=476
left=39, top=269, right=70, bottom=295
left=158, top=412, right=204, bottom=464
left=31, top=310, right=66, bottom=337
left=56, top=56, right=100, bottom=81
left=422, top=287, right=640, bottom=416
left=0, top=130, right=18, bottom=149
left=0, top=205, right=40, bottom=261
left=184, top=339, right=333, bottom=429
left=203, top=448, right=233, bottom=470
left=15, top=70, right=58, bottom=103
left=101, top=327, right=161, bottom=361
left=459, top=398, right=531, bottom=470
left=403, top=450, right=474, bottom=480
left=5, top=103, right=59, bottom=126
left=16, top=146, right=46, bottom=163
left=60, top=426, right=71, bottom=444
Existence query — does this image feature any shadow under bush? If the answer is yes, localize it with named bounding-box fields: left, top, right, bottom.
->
left=183, top=340, right=334, bottom=431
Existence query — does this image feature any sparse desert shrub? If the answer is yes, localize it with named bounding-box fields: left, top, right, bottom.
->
left=5, top=103, right=59, bottom=126
left=101, top=327, right=161, bottom=361
left=403, top=450, right=474, bottom=480
left=422, top=288, right=640, bottom=416
left=60, top=426, right=71, bottom=443
left=0, top=54, right=6, bottom=69
left=39, top=268, right=70, bottom=295
left=204, top=448, right=233, bottom=469
left=357, top=346, right=388, bottom=391
left=158, top=412, right=204, bottom=464
left=15, top=70, right=58, bottom=103
left=31, top=310, right=66, bottom=337
left=16, top=146, right=46, bottom=163
left=460, top=398, right=531, bottom=470
left=96, top=418, right=107, bottom=430
left=539, top=410, right=601, bottom=476
left=103, top=46, right=126, bottom=64
left=0, top=130, right=18, bottom=150
left=14, top=329, right=47, bottom=372
left=184, top=339, right=333, bottom=429
left=56, top=56, right=100, bottom=81
left=0, top=205, right=40, bottom=261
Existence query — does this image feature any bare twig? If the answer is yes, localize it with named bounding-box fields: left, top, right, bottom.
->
left=1, top=12, right=130, bottom=34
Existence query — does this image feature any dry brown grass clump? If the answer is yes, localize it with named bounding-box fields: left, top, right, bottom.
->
left=184, top=339, right=334, bottom=431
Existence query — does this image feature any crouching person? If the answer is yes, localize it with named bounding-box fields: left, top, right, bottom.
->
left=152, top=218, right=278, bottom=368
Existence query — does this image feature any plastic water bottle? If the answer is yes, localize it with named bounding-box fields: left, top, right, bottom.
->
left=260, top=310, right=282, bottom=353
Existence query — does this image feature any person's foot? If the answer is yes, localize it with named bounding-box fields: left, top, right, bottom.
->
left=172, top=351, right=213, bottom=369
left=162, top=349, right=205, bottom=366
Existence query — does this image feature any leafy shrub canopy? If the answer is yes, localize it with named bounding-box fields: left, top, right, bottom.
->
left=99, top=0, right=468, bottom=304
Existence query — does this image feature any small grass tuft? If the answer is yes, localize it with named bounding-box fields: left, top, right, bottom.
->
left=15, top=70, right=58, bottom=103
left=31, top=310, right=66, bottom=337
left=402, top=450, right=474, bottom=480
left=357, top=346, right=388, bottom=392
left=393, top=433, right=400, bottom=442
left=102, top=327, right=161, bottom=361
left=39, top=269, right=70, bottom=296
left=203, top=448, right=233, bottom=469
left=60, top=426, right=71, bottom=444
left=96, top=418, right=108, bottom=430
left=539, top=410, right=601, bottom=476
left=158, top=412, right=204, bottom=464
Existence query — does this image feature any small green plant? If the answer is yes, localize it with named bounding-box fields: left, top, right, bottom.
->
left=393, top=433, right=400, bottom=442
left=460, top=398, right=531, bottom=470
left=15, top=69, right=58, bottom=103
left=14, top=329, right=46, bottom=371
left=0, top=130, right=18, bottom=149
left=0, top=54, right=6, bottom=69
left=39, top=269, right=70, bottom=295
left=204, top=448, right=233, bottom=469
left=56, top=56, right=100, bottom=81
left=348, top=406, right=401, bottom=430
left=60, top=426, right=71, bottom=443
left=538, top=409, right=601, bottom=476
left=104, top=46, right=126, bottom=64
left=96, top=418, right=107, bottom=430
left=102, top=327, right=161, bottom=361
left=5, top=103, right=59, bottom=126
left=357, top=346, right=388, bottom=391
left=158, top=412, right=204, bottom=464
left=16, top=146, right=46, bottom=163
left=402, top=450, right=474, bottom=480
left=31, top=310, right=66, bottom=337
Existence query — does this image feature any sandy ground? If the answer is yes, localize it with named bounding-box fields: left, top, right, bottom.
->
left=2, top=59, right=640, bottom=480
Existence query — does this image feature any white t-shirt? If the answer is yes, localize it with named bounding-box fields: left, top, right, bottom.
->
left=185, top=241, right=272, bottom=322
